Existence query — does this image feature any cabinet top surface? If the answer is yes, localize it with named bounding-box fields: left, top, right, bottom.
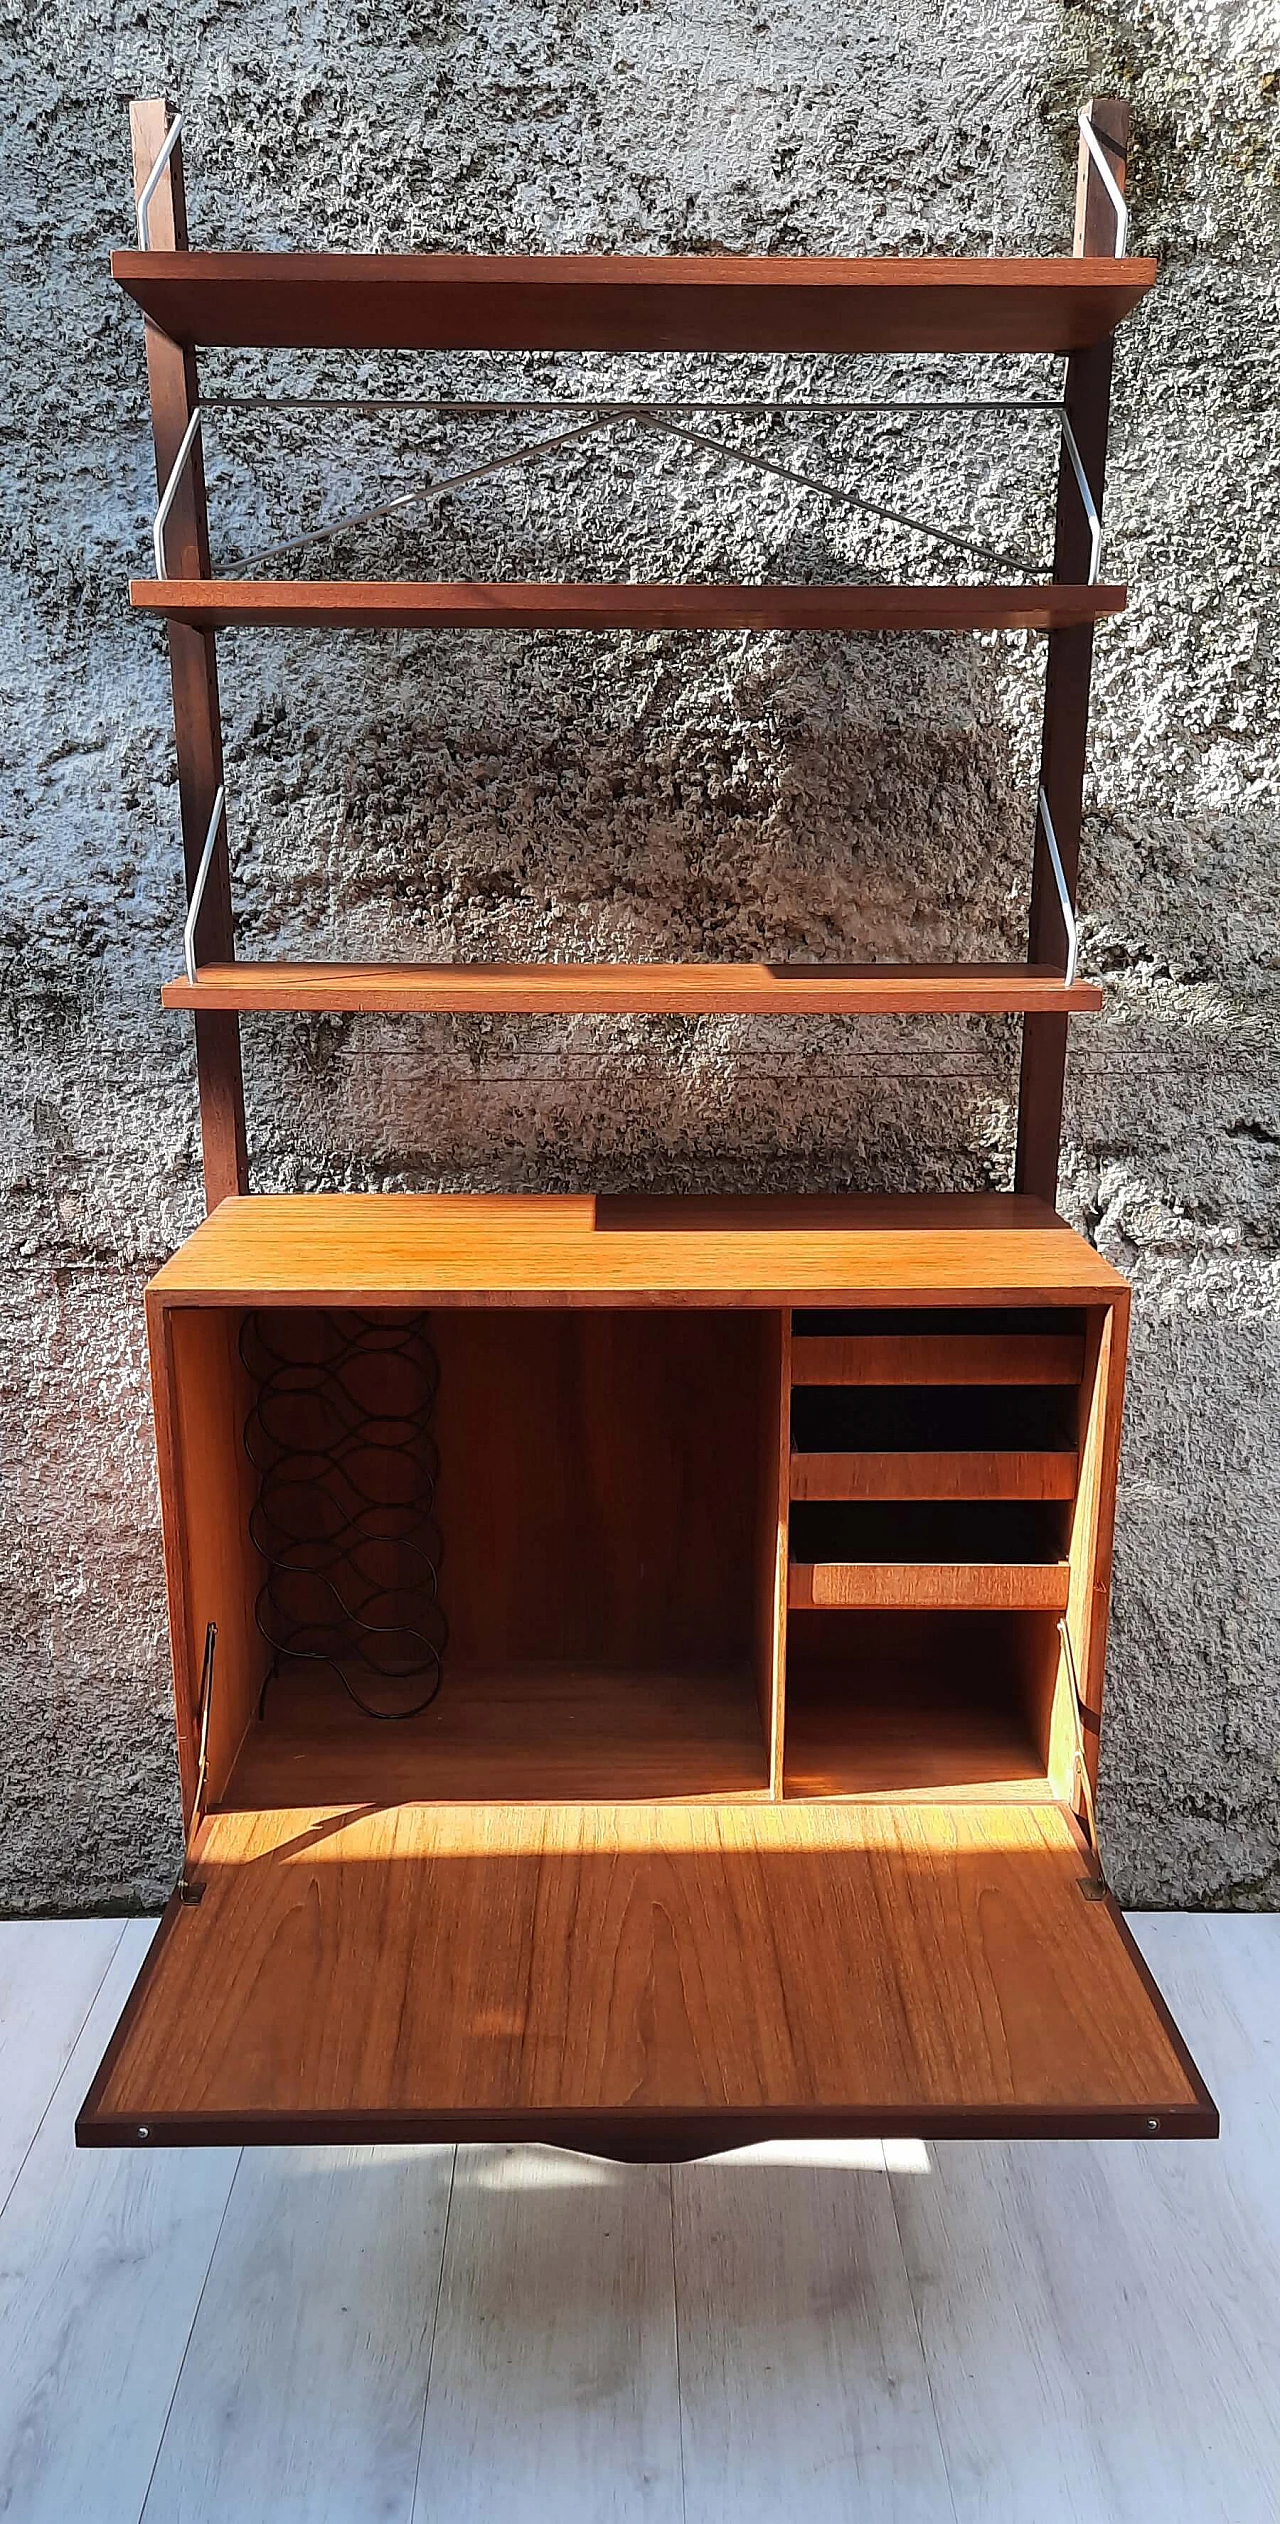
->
left=148, top=1193, right=1129, bottom=1305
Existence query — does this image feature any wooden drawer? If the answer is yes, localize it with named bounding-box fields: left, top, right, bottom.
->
left=76, top=1193, right=1217, bottom=2152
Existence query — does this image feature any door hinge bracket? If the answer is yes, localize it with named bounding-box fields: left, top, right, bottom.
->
left=177, top=1620, right=216, bottom=1907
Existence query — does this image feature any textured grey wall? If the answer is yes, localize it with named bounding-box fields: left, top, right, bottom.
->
left=1, top=3, right=1276, bottom=1911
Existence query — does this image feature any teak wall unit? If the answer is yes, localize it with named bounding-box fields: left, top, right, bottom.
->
left=78, top=103, right=1218, bottom=2153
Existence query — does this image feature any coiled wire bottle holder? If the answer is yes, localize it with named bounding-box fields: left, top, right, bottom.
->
left=240, top=1309, right=446, bottom=1720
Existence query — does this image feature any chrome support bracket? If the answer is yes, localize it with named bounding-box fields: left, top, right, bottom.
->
left=1037, top=786, right=1080, bottom=986
left=1060, top=414, right=1103, bottom=585
left=136, top=110, right=184, bottom=248
left=153, top=406, right=204, bottom=577
left=183, top=783, right=226, bottom=984
left=1077, top=107, right=1129, bottom=257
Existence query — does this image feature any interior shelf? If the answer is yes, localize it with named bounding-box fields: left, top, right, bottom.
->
left=162, top=961, right=1104, bottom=1017
left=790, top=1449, right=1078, bottom=1500
left=788, top=1562, right=1071, bottom=1611
left=111, top=250, right=1157, bottom=352
left=781, top=1653, right=1054, bottom=1800
left=227, top=1662, right=771, bottom=1807
left=782, top=1606, right=1064, bottom=1800
left=790, top=1312, right=1086, bottom=1386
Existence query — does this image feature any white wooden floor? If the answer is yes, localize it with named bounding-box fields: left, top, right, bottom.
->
left=0, top=1915, right=1277, bottom=2523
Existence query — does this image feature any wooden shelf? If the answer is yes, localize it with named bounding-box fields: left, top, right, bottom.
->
left=228, top=1662, right=771, bottom=1807
left=780, top=1668, right=1054, bottom=1801
left=790, top=1326, right=1086, bottom=1384
left=111, top=251, right=1156, bottom=352
left=790, top=1449, right=1078, bottom=1501
left=132, top=579, right=1126, bottom=634
left=788, top=1561, right=1071, bottom=1612
left=162, top=961, right=1104, bottom=1017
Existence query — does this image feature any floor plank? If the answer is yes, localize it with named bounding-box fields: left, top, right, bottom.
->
left=889, top=1914, right=1280, bottom=2524
left=0, top=1920, right=124, bottom=2211
left=141, top=2144, right=455, bottom=2524
left=412, top=2146, right=683, bottom=2524
left=673, top=2140, right=955, bottom=2523
left=0, top=1923, right=239, bottom=2524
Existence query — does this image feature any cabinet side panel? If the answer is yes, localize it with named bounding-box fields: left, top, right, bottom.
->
left=1045, top=1298, right=1127, bottom=1811
left=155, top=1302, right=266, bottom=1816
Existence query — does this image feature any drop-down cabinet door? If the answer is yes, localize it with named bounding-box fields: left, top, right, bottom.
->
left=77, top=1192, right=1217, bottom=2153
left=77, top=1797, right=1214, bottom=2154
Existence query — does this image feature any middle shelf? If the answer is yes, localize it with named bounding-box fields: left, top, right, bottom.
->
left=163, top=960, right=1103, bottom=1016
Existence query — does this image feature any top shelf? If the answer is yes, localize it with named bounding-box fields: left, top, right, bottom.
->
left=111, top=252, right=1157, bottom=354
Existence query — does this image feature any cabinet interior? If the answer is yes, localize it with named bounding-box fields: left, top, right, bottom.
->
left=159, top=1292, right=1109, bottom=1816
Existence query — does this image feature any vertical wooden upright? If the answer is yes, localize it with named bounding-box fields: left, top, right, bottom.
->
left=130, top=100, right=248, bottom=1210
left=1015, top=98, right=1130, bottom=1204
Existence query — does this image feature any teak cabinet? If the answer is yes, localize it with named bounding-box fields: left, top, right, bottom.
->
left=78, top=1196, right=1216, bottom=2151
left=77, top=101, right=1219, bottom=2153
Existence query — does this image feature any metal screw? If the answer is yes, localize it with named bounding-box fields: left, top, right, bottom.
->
left=1146, top=2118, right=1160, bottom=2134
left=137, top=2126, right=150, bottom=2140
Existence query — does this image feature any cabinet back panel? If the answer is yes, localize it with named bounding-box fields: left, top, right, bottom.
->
left=431, top=1309, right=769, bottom=1667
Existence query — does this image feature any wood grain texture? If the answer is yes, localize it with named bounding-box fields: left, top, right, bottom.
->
left=111, top=250, right=1156, bottom=351
left=161, top=958, right=1104, bottom=1013
left=412, top=2148, right=683, bottom=2524
left=790, top=1449, right=1078, bottom=1501
left=790, top=1328, right=1085, bottom=1384
left=154, top=1305, right=265, bottom=1820
left=140, top=2143, right=453, bottom=2524
left=672, top=2149, right=954, bottom=2523
left=229, top=1663, right=770, bottom=1806
left=888, top=1917, right=1277, bottom=2523
left=430, top=1307, right=769, bottom=1672
left=78, top=1801, right=1212, bottom=2142
left=779, top=1665, right=1051, bottom=1802
left=788, top=1561, right=1071, bottom=1611
left=131, top=579, right=1128, bottom=633
left=0, top=1925, right=239, bottom=2524
left=146, top=1192, right=1129, bottom=1307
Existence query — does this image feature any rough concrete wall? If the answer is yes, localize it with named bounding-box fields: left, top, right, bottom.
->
left=0, top=1, right=1276, bottom=1911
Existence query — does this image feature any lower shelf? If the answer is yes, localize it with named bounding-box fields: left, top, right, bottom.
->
left=229, top=1662, right=771, bottom=1807
left=77, top=1796, right=1215, bottom=2149
left=781, top=1666, right=1051, bottom=1801
left=161, top=961, right=1104, bottom=1016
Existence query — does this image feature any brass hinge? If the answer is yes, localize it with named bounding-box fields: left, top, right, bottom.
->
left=178, top=1621, right=216, bottom=1906
left=1058, top=1615, right=1106, bottom=1890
